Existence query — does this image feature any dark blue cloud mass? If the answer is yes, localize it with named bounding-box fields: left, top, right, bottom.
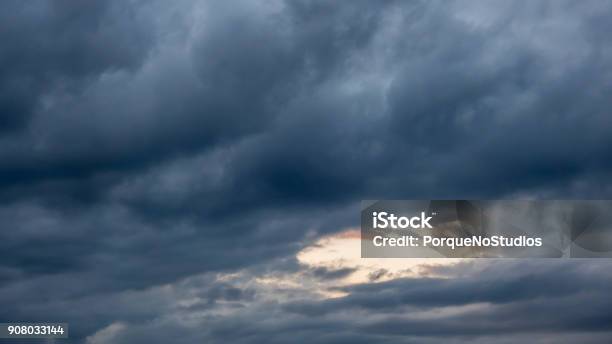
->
left=0, top=0, right=612, bottom=343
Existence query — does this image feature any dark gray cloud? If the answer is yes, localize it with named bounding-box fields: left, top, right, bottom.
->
left=0, top=0, right=153, bottom=132
left=1, top=0, right=612, bottom=343
left=74, top=261, right=612, bottom=344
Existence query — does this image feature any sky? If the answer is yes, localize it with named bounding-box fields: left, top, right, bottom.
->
left=1, top=0, right=612, bottom=343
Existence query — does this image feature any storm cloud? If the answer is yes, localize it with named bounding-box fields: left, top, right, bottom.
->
left=1, top=0, right=612, bottom=342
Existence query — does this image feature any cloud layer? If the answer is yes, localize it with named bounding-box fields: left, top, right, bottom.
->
left=1, top=0, right=612, bottom=342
